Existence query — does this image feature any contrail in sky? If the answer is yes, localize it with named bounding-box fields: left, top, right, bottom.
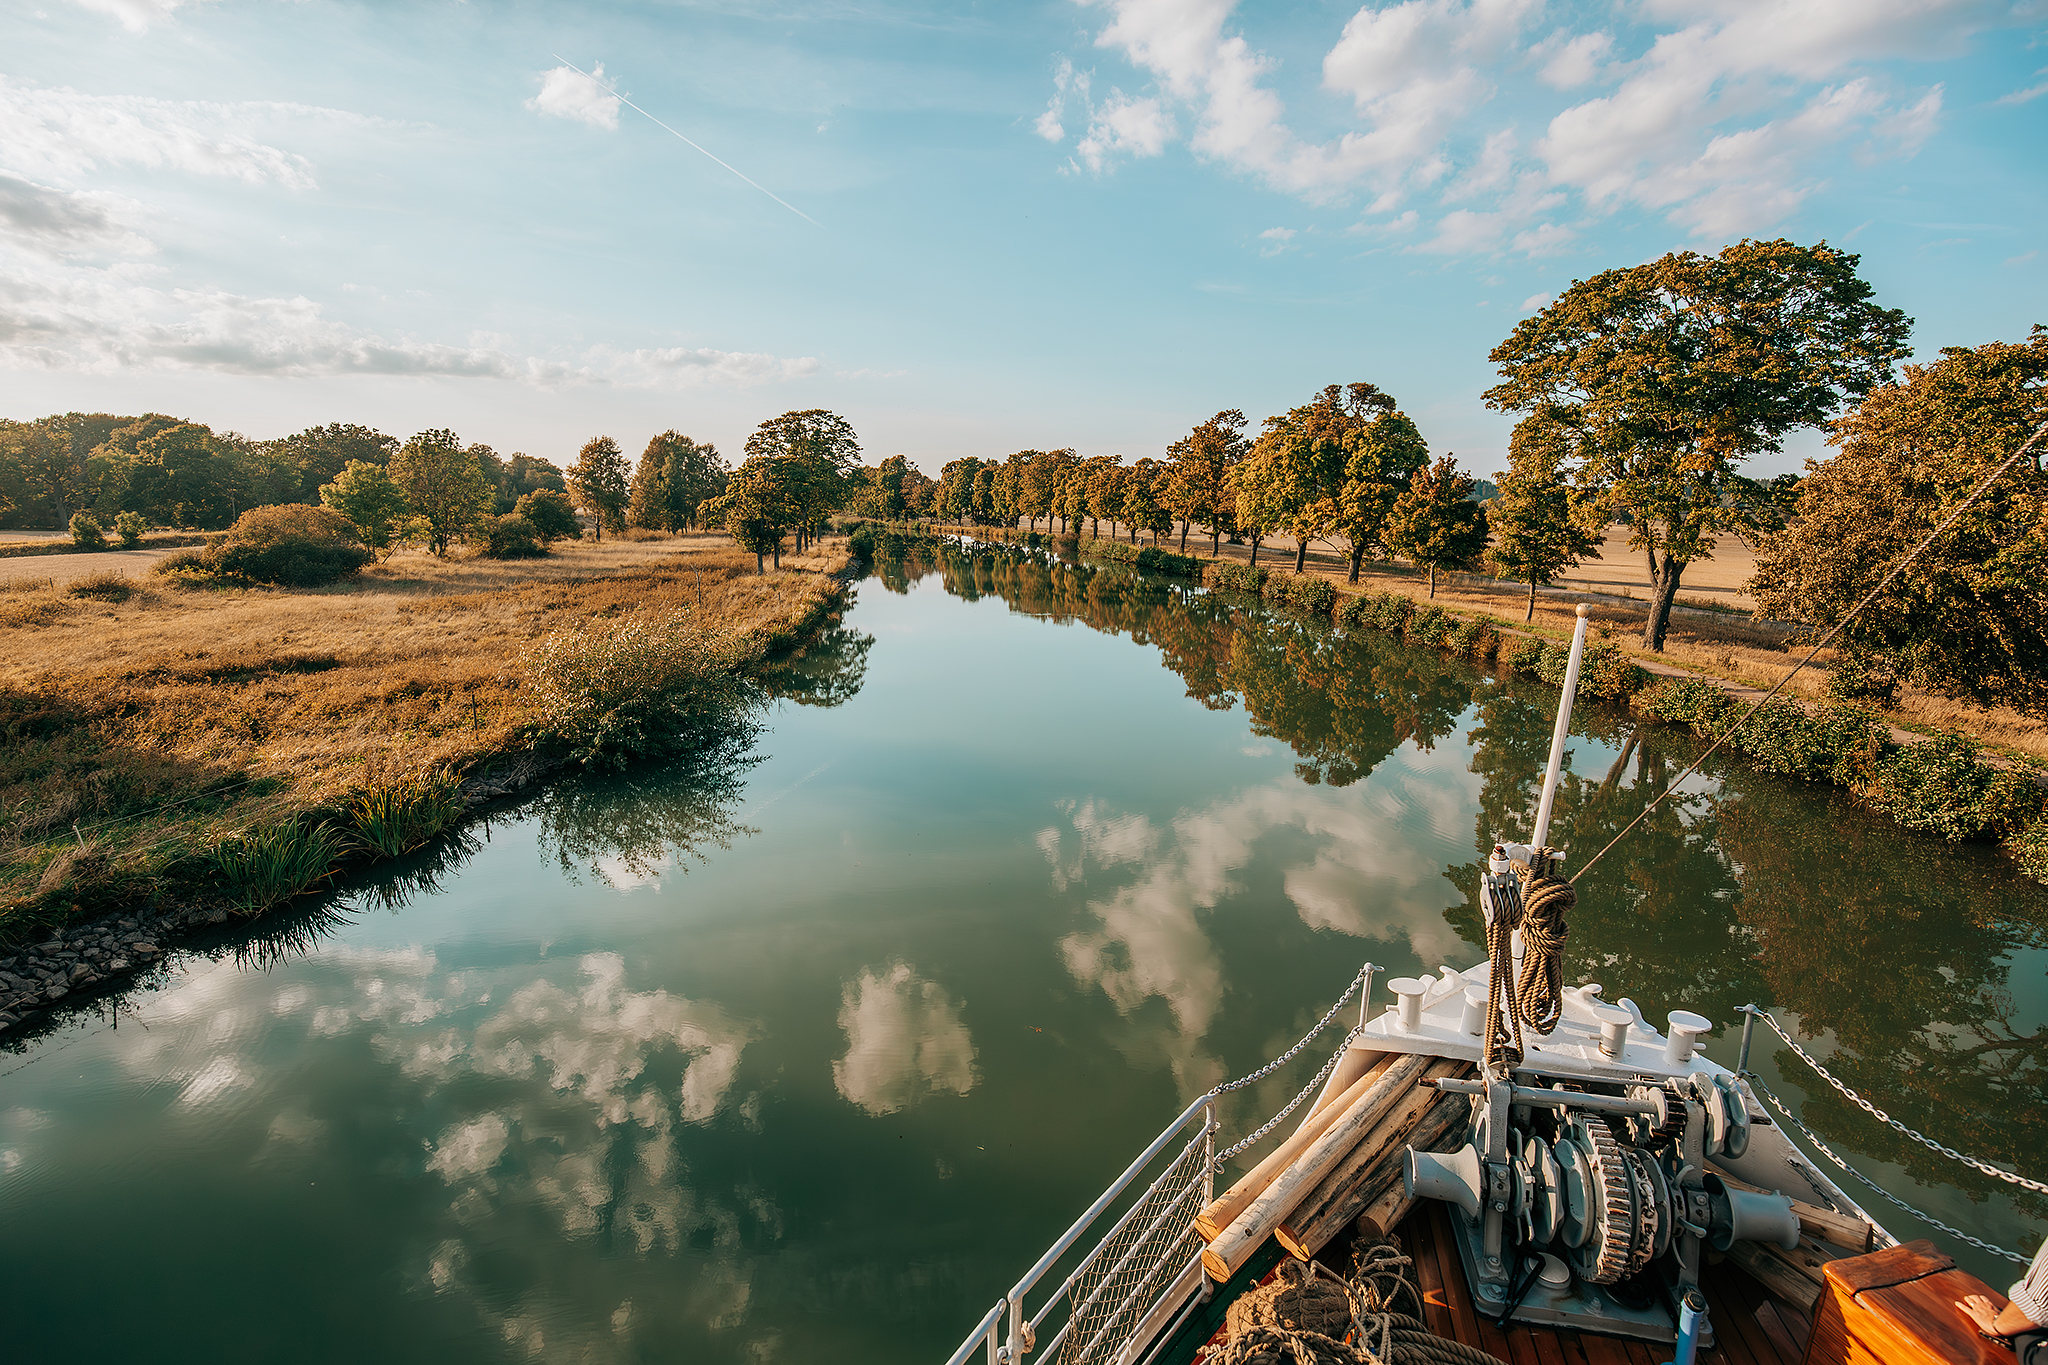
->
left=550, top=55, right=822, bottom=228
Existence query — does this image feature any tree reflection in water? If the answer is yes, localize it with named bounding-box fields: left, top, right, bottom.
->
left=534, top=728, right=763, bottom=890
left=1440, top=669, right=2047, bottom=1226
left=888, top=540, right=2048, bottom=1240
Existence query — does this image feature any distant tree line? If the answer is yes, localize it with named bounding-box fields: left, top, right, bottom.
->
left=6, top=236, right=2036, bottom=713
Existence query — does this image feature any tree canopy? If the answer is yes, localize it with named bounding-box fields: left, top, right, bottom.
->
left=628, top=431, right=726, bottom=532
left=390, top=428, right=494, bottom=556
left=319, top=459, right=410, bottom=550
left=703, top=454, right=796, bottom=571
left=568, top=435, right=632, bottom=540
left=1485, top=411, right=1604, bottom=619
left=745, top=409, right=860, bottom=551
left=269, top=423, right=398, bottom=503
left=1749, top=328, right=2048, bottom=716
left=1486, top=238, right=1913, bottom=649
left=1388, top=456, right=1488, bottom=598
left=1164, top=410, right=1247, bottom=555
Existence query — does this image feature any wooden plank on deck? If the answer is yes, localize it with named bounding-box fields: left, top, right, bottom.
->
left=1406, top=1202, right=1460, bottom=1343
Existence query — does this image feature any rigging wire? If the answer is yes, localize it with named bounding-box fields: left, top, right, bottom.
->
left=1570, top=417, right=2048, bottom=886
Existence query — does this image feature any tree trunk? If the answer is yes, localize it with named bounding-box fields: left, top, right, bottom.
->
left=1211, top=527, right=1221, bottom=556
left=1428, top=564, right=1436, bottom=597
left=1642, top=555, right=1684, bottom=651
left=1348, top=543, right=1363, bottom=583
left=1527, top=578, right=1537, bottom=621
left=755, top=551, right=764, bottom=574
left=772, top=543, right=781, bottom=570
left=1179, top=520, right=1189, bottom=553
left=1294, top=539, right=1307, bottom=573
left=1249, top=535, right=1261, bottom=564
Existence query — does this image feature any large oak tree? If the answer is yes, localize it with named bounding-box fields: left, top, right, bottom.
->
left=745, top=409, right=859, bottom=552
left=1486, top=238, right=1911, bottom=650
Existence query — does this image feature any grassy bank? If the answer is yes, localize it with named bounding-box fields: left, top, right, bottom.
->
left=1216, top=563, right=2048, bottom=884
left=0, top=532, right=852, bottom=945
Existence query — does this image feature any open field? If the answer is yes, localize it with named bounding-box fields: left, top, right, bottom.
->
left=1556, top=524, right=1760, bottom=610
left=0, top=545, right=182, bottom=584
left=0, top=532, right=851, bottom=944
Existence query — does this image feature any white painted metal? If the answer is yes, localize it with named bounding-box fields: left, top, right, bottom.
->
left=1530, top=604, right=1592, bottom=851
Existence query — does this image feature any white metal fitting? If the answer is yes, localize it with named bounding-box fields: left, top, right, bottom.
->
left=1389, top=977, right=1428, bottom=1033
left=1665, top=1010, right=1712, bottom=1067
left=1460, top=985, right=1487, bottom=1036
left=1591, top=1002, right=1632, bottom=1058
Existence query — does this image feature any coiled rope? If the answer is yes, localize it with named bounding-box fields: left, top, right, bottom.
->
left=1206, top=1241, right=1503, bottom=1365
left=1482, top=852, right=1573, bottom=1075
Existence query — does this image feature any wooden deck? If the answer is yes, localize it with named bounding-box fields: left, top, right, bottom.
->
left=1400, top=1203, right=1811, bottom=1365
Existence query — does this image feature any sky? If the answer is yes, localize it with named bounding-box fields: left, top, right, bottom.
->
left=1, top=0, right=2043, bottom=479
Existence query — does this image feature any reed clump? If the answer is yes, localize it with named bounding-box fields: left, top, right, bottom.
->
left=66, top=571, right=138, bottom=603
left=213, top=819, right=344, bottom=913
left=346, top=768, right=466, bottom=857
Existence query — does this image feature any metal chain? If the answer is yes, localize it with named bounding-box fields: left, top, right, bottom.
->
left=1747, top=1074, right=2029, bottom=1265
left=1748, top=1007, right=2048, bottom=1197
left=1211, top=964, right=1375, bottom=1167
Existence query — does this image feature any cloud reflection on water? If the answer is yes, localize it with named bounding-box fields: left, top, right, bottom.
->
left=1045, top=746, right=1481, bottom=1094
left=832, top=962, right=978, bottom=1115
left=56, top=942, right=772, bottom=1361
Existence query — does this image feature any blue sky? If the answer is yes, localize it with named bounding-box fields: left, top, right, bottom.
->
left=1, top=0, right=2042, bottom=479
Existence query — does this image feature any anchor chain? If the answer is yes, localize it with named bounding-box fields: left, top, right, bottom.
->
left=1746, top=1073, right=2029, bottom=1265
left=1212, top=963, right=1375, bottom=1167
left=1746, top=1007, right=2048, bottom=1197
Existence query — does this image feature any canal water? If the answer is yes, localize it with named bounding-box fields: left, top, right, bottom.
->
left=2, top=544, right=2042, bottom=1362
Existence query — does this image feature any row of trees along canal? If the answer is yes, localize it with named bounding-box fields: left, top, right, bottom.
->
left=7, top=238, right=2040, bottom=714
left=870, top=534, right=2046, bottom=1237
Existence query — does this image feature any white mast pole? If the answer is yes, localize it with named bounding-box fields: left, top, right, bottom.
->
left=1530, top=603, right=1591, bottom=851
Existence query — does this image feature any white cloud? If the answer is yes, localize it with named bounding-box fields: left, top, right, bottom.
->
left=0, top=77, right=327, bottom=189
left=1259, top=226, right=1295, bottom=240
left=0, top=216, right=820, bottom=388
left=527, top=64, right=623, bottom=131
left=1055, top=0, right=2018, bottom=257
left=1533, top=30, right=1614, bottom=88
left=1075, top=91, right=1176, bottom=172
left=1998, top=76, right=2048, bottom=106
left=1035, top=57, right=1088, bottom=142
left=831, top=963, right=977, bottom=1115
left=1519, top=291, right=1552, bottom=311
left=0, top=174, right=143, bottom=255
left=593, top=345, right=822, bottom=387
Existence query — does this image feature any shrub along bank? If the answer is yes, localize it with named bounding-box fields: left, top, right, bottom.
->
left=1076, top=536, right=1205, bottom=578
left=1214, top=566, right=2048, bottom=883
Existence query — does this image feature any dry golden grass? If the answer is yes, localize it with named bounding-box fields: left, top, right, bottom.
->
left=0, top=532, right=851, bottom=937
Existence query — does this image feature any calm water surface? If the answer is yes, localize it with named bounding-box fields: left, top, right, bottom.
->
left=3, top=544, right=2043, bottom=1361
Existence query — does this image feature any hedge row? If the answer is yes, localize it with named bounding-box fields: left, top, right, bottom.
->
left=1222, top=572, right=2048, bottom=881
left=1078, top=537, right=1204, bottom=578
